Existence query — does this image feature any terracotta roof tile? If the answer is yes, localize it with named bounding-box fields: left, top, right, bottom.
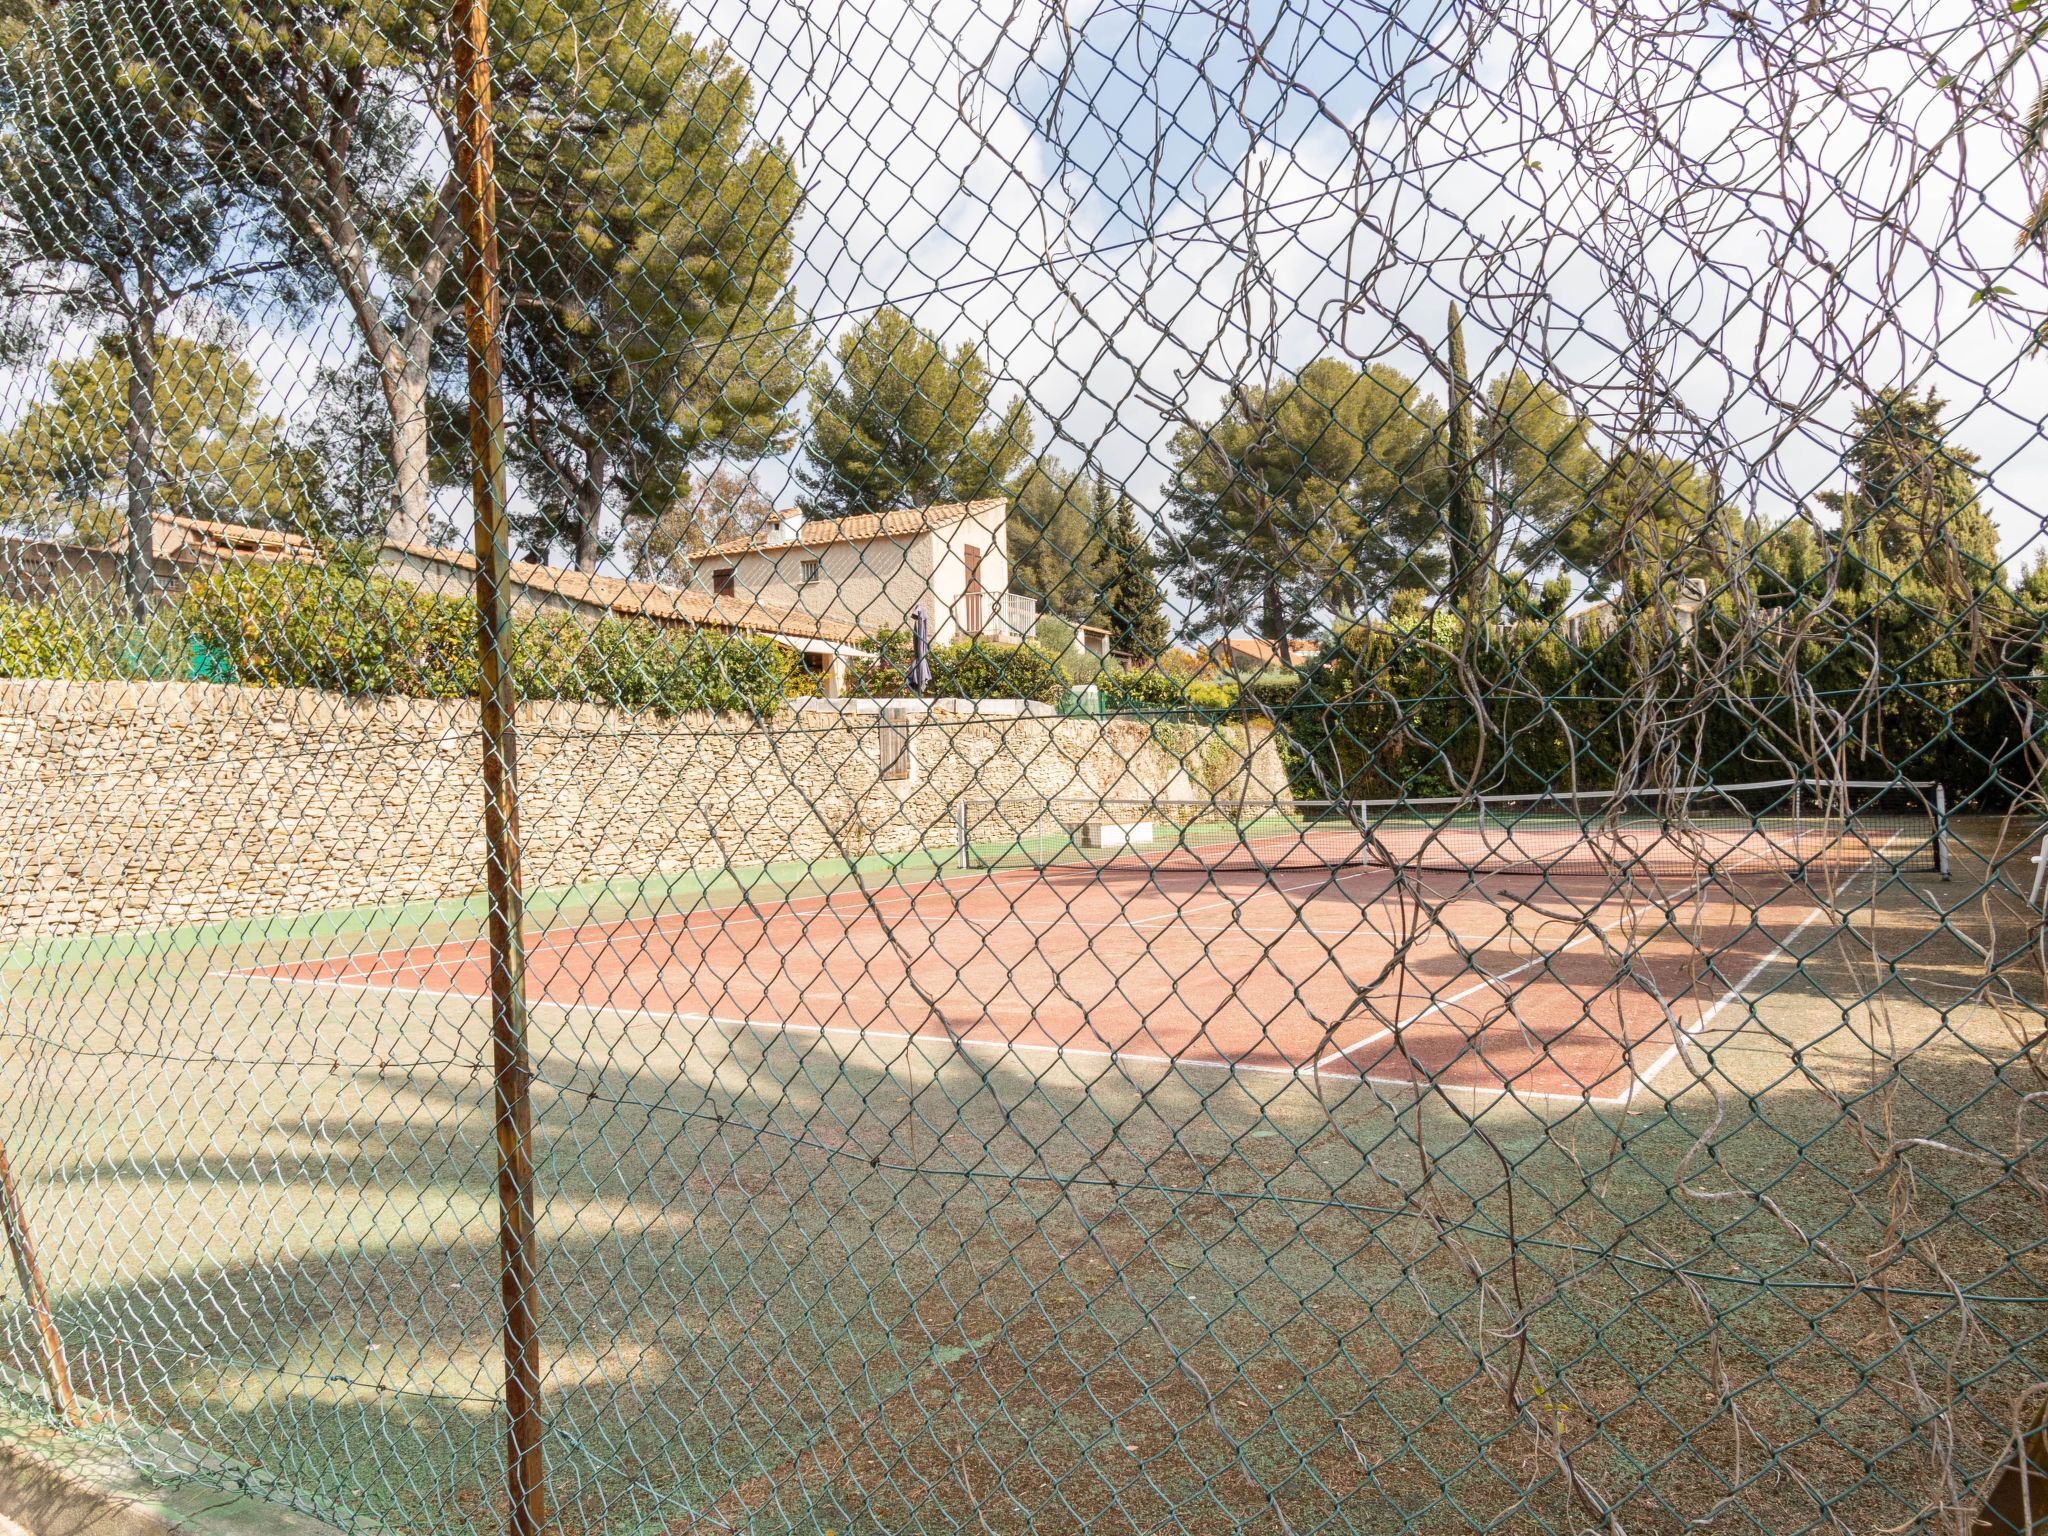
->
left=1210, top=635, right=1319, bottom=668
left=381, top=541, right=861, bottom=645
left=692, top=498, right=1006, bottom=560
left=112, top=513, right=325, bottom=564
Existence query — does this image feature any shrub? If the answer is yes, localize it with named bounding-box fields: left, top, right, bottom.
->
left=0, top=599, right=122, bottom=679
left=179, top=562, right=789, bottom=715
left=181, top=563, right=414, bottom=693
left=928, top=639, right=1065, bottom=703
left=508, top=610, right=590, bottom=701
left=1243, top=669, right=1305, bottom=713
left=1098, top=666, right=1185, bottom=709
left=571, top=620, right=792, bottom=715
left=851, top=635, right=1065, bottom=703
left=1033, top=614, right=1076, bottom=657
left=1094, top=665, right=1243, bottom=712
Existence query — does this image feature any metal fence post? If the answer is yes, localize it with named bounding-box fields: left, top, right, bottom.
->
left=449, top=2, right=546, bottom=1531
left=0, top=1135, right=74, bottom=1421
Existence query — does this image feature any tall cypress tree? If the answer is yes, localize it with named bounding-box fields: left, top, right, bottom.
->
left=1817, top=386, right=1998, bottom=599
left=1085, top=474, right=1168, bottom=657
left=1441, top=301, right=1490, bottom=619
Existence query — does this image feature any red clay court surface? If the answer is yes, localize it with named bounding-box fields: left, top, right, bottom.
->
left=236, top=856, right=1844, bottom=1108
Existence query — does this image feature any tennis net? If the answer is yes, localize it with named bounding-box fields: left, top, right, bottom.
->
left=955, top=779, right=1950, bottom=881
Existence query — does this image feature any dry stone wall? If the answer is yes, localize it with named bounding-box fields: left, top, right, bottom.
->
left=0, top=680, right=1288, bottom=938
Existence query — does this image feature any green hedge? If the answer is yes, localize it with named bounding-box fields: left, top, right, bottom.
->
left=1271, top=585, right=2044, bottom=808
left=181, top=565, right=795, bottom=714
left=853, top=636, right=1067, bottom=704
left=2, top=564, right=794, bottom=716
left=1094, top=665, right=1243, bottom=712
left=0, top=600, right=127, bottom=679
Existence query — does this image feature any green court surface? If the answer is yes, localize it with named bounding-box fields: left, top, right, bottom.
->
left=0, top=829, right=2041, bottom=1535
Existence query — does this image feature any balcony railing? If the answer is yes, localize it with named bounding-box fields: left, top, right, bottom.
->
left=983, top=590, right=1038, bottom=640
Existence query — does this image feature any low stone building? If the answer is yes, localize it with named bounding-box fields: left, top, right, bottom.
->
left=670, top=498, right=1038, bottom=647
left=380, top=540, right=870, bottom=694
left=0, top=513, right=323, bottom=608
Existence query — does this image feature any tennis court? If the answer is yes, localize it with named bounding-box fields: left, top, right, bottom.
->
left=240, top=783, right=1946, bottom=1109
left=5, top=787, right=2019, bottom=1536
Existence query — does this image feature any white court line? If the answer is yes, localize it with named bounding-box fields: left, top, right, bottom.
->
left=1620, top=900, right=1835, bottom=1107
left=232, top=971, right=1364, bottom=1083
left=1308, top=929, right=1612, bottom=1071
left=228, top=847, right=1444, bottom=984
left=224, top=967, right=1635, bottom=1106
left=1354, top=1067, right=1635, bottom=1109
left=1311, top=867, right=1727, bottom=1084
left=1620, top=833, right=1918, bottom=1106
left=225, top=864, right=1825, bottom=1111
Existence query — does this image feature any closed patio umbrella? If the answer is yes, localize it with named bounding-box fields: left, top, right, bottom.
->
left=907, top=605, right=932, bottom=696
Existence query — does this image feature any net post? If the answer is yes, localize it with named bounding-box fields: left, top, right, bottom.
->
left=1933, top=783, right=1950, bottom=881
left=451, top=4, right=547, bottom=1532
left=954, top=797, right=969, bottom=870
left=0, top=1137, right=74, bottom=1422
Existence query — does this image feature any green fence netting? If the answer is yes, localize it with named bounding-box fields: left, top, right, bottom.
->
left=0, top=1, right=2046, bottom=1533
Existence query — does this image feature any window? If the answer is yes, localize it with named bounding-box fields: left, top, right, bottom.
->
left=712, top=568, right=735, bottom=598
left=878, top=706, right=915, bottom=782
left=962, top=545, right=984, bottom=632
left=800, top=559, right=821, bottom=585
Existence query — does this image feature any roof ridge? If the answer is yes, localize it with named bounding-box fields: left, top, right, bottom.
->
left=691, top=497, right=1006, bottom=560
left=379, top=540, right=860, bottom=643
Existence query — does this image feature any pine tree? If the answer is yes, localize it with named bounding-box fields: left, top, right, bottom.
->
left=1164, top=357, right=1439, bottom=643
left=0, top=336, right=320, bottom=543
left=1006, top=458, right=1099, bottom=618
left=1818, top=386, right=1998, bottom=599
left=1087, top=476, right=1168, bottom=657
left=497, top=41, right=806, bottom=571
left=0, top=0, right=285, bottom=613
left=799, top=308, right=1032, bottom=518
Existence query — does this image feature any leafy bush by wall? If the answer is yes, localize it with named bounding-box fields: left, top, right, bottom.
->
left=181, top=564, right=416, bottom=693
left=124, top=563, right=795, bottom=715
left=853, top=637, right=1066, bottom=704
left=1095, top=665, right=1241, bottom=712
left=0, top=599, right=125, bottom=679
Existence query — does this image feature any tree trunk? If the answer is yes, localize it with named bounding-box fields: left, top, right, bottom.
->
left=573, top=437, right=607, bottom=573
left=379, top=343, right=435, bottom=547
left=1262, top=582, right=1285, bottom=652
left=122, top=312, right=159, bottom=622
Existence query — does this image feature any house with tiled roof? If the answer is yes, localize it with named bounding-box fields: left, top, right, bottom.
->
left=674, top=498, right=1034, bottom=647
left=0, top=512, right=324, bottom=608
left=1207, top=635, right=1321, bottom=673
left=379, top=541, right=870, bottom=694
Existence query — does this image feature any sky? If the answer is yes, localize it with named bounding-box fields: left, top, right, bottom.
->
left=2, top=0, right=2044, bottom=582
left=686, top=0, right=2048, bottom=561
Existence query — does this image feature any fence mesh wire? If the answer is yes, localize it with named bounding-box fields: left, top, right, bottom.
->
left=0, top=0, right=2045, bottom=1532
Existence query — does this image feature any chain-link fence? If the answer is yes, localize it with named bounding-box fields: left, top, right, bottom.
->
left=0, top=0, right=2044, bottom=1531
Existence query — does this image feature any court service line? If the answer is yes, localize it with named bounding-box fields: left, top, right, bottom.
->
left=241, top=967, right=1640, bottom=1108
left=235, top=971, right=1367, bottom=1083
left=1312, top=925, right=1612, bottom=1071
left=227, top=962, right=1637, bottom=1106
left=1354, top=1067, right=1635, bottom=1109
left=1620, top=898, right=1836, bottom=1107
left=1312, top=871, right=1728, bottom=1076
